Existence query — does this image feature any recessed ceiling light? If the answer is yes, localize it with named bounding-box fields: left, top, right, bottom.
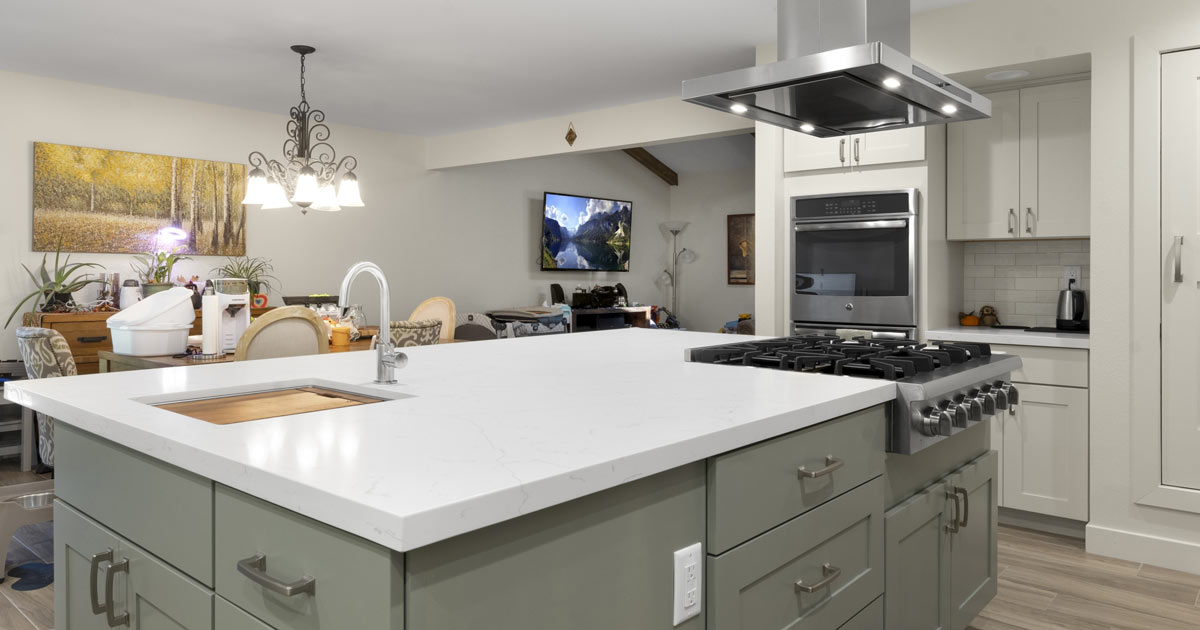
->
left=984, top=69, right=1031, bottom=82
left=730, top=103, right=749, bottom=114
left=799, top=123, right=815, bottom=133
left=941, top=104, right=959, bottom=115
left=882, top=77, right=902, bottom=89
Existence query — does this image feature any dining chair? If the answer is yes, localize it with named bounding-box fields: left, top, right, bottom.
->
left=373, top=319, right=443, bottom=348
left=409, top=297, right=456, bottom=342
left=234, top=306, right=329, bottom=361
left=15, top=327, right=75, bottom=470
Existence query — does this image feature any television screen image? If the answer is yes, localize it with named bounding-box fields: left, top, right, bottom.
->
left=541, top=192, right=632, bottom=271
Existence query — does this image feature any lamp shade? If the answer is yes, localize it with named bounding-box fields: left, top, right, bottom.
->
left=242, top=168, right=269, bottom=205
left=311, top=184, right=341, bottom=212
left=291, top=165, right=319, bottom=206
left=259, top=182, right=292, bottom=209
left=336, top=172, right=364, bottom=207
left=660, top=220, right=690, bottom=234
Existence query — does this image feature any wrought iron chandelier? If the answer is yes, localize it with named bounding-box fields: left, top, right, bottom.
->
left=241, top=45, right=363, bottom=214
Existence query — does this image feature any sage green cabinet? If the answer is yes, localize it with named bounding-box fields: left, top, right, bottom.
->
left=840, top=597, right=883, bottom=630
left=55, top=499, right=213, bottom=630
left=884, top=451, right=998, bottom=630
left=215, top=597, right=276, bottom=630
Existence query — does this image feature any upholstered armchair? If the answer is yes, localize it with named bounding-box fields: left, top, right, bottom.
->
left=381, top=319, right=443, bottom=347
left=15, top=327, right=76, bottom=468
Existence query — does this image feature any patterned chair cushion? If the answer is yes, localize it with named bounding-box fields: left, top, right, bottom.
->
left=386, top=319, right=442, bottom=347
left=15, top=327, right=75, bottom=467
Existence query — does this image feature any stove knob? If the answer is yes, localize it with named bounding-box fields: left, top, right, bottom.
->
left=952, top=394, right=981, bottom=425
left=916, top=406, right=953, bottom=437
left=995, top=381, right=1019, bottom=410
left=971, top=387, right=997, bottom=415
left=991, top=387, right=1009, bottom=411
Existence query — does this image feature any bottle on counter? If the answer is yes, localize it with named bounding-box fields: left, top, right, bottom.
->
left=201, top=285, right=221, bottom=356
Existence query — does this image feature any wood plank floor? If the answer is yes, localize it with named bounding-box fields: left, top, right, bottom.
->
left=0, top=461, right=53, bottom=630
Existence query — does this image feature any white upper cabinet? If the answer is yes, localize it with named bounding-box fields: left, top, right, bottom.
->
left=1020, top=81, right=1092, bottom=238
left=947, top=90, right=1022, bottom=240
left=947, top=80, right=1091, bottom=240
left=784, top=127, right=925, bottom=173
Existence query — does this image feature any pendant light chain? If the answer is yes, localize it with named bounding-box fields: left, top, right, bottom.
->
left=299, top=51, right=307, bottom=104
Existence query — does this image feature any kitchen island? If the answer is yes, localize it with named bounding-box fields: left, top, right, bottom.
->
left=6, top=329, right=995, bottom=630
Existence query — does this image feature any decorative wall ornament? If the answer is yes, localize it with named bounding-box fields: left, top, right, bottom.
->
left=32, top=142, right=246, bottom=255
left=727, top=213, right=755, bottom=285
left=565, top=122, right=578, bottom=147
left=241, top=45, right=364, bottom=214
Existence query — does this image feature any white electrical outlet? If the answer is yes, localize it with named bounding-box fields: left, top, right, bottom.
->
left=672, top=542, right=702, bottom=625
left=1064, top=266, right=1082, bottom=288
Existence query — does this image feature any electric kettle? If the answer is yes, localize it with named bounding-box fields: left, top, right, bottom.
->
left=1055, top=278, right=1088, bottom=331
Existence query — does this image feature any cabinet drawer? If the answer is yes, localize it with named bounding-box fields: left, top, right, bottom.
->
left=839, top=596, right=883, bottom=630
left=217, top=597, right=277, bottom=630
left=55, top=423, right=213, bottom=586
left=214, top=485, right=403, bottom=630
left=992, top=344, right=1088, bottom=387
left=707, top=477, right=884, bottom=630
left=707, top=405, right=885, bottom=553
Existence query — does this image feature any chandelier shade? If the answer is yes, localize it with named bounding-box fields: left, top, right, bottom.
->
left=242, top=45, right=363, bottom=214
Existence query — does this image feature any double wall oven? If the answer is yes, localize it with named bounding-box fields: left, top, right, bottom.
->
left=791, top=189, right=918, bottom=339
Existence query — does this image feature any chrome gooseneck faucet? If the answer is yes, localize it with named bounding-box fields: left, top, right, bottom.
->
left=338, top=262, right=406, bottom=384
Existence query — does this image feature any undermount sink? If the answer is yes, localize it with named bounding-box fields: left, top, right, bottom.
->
left=139, top=379, right=412, bottom=425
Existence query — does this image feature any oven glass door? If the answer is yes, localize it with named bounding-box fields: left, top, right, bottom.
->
left=793, top=219, right=911, bottom=297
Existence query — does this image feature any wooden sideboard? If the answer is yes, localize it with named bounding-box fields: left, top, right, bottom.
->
left=21, top=308, right=274, bottom=375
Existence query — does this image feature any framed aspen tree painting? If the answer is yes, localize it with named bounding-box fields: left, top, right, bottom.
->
left=32, top=142, right=247, bottom=255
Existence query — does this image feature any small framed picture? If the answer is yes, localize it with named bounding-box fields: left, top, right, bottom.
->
left=727, top=213, right=754, bottom=285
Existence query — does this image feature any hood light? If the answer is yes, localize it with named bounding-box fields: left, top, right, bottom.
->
left=941, top=104, right=959, bottom=115
left=730, top=103, right=749, bottom=114
left=799, top=123, right=815, bottom=133
left=883, top=77, right=902, bottom=90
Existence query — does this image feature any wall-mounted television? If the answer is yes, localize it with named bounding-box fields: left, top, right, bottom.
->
left=541, top=192, right=631, bottom=272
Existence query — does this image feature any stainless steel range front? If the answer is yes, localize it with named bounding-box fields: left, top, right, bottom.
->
left=791, top=189, right=918, bottom=337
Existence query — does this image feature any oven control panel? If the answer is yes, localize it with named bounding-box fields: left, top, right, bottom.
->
left=793, top=189, right=916, bottom=220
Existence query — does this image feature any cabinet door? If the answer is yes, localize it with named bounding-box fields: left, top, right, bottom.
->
left=948, top=452, right=999, bottom=630
left=784, top=130, right=848, bottom=172
left=947, top=90, right=1021, bottom=240
left=216, top=597, right=276, bottom=630
left=990, top=416, right=1004, bottom=506
left=1002, top=384, right=1089, bottom=520
left=1162, top=49, right=1200, bottom=491
left=884, top=484, right=951, bottom=630
left=1020, top=80, right=1091, bottom=238
left=858, top=127, right=926, bottom=167
left=55, top=500, right=122, bottom=630
left=122, top=541, right=214, bottom=629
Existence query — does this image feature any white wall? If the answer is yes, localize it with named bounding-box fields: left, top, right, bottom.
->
left=667, top=168, right=755, bottom=333
left=0, top=70, right=671, bottom=359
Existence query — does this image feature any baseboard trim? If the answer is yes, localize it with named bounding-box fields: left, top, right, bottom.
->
left=999, top=507, right=1087, bottom=539
left=1086, top=522, right=1200, bottom=574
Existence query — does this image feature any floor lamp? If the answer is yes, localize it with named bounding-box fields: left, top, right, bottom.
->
left=659, top=221, right=693, bottom=316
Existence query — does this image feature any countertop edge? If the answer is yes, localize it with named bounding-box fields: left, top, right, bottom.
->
left=926, top=327, right=1090, bottom=350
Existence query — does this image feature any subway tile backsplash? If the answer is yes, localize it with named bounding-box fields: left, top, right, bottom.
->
left=960, top=240, right=1090, bottom=328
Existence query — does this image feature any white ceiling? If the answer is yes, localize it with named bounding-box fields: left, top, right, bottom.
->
left=0, top=0, right=977, bottom=137
left=646, top=134, right=755, bottom=176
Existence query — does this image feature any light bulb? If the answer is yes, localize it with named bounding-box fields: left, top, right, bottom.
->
left=335, top=172, right=364, bottom=207
left=730, top=103, right=749, bottom=114
left=941, top=104, right=959, bottom=115
left=259, top=182, right=292, bottom=209
left=242, top=168, right=268, bottom=205
left=311, top=184, right=341, bottom=212
left=291, top=165, right=319, bottom=207
left=799, top=123, right=816, bottom=133
left=882, top=77, right=902, bottom=90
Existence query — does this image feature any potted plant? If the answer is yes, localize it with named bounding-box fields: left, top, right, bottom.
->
left=5, top=241, right=104, bottom=327
left=132, top=249, right=189, bottom=297
left=212, top=256, right=279, bottom=307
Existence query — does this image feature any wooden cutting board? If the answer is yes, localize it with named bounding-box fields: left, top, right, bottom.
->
left=156, top=386, right=385, bottom=425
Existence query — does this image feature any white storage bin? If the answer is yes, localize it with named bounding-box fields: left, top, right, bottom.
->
left=109, top=323, right=192, bottom=356
left=107, top=287, right=196, bottom=356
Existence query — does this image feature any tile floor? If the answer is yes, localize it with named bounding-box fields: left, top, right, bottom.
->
left=0, top=460, right=53, bottom=630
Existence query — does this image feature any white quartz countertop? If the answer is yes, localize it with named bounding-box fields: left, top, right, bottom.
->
left=926, top=326, right=1089, bottom=349
left=5, top=329, right=894, bottom=552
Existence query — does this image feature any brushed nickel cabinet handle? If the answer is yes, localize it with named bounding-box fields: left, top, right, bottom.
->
left=89, top=548, right=113, bottom=615
left=105, top=557, right=129, bottom=627
left=795, top=563, right=842, bottom=593
left=853, top=137, right=861, bottom=163
left=946, top=490, right=961, bottom=533
left=798, top=455, right=844, bottom=479
left=839, top=139, right=846, bottom=164
left=1008, top=209, right=1016, bottom=234
left=1175, top=236, right=1184, bottom=283
left=1026, top=207, right=1034, bottom=234
left=955, top=487, right=969, bottom=528
left=237, top=554, right=316, bottom=597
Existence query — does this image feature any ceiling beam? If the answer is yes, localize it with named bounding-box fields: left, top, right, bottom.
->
left=623, top=147, right=678, bottom=186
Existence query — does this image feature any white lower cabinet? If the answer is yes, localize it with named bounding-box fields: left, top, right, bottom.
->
left=1001, top=384, right=1089, bottom=520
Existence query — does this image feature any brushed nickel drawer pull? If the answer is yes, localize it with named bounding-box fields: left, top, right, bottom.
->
left=77, top=335, right=108, bottom=343
left=946, top=489, right=962, bottom=533
left=237, top=553, right=316, bottom=596
left=794, top=563, right=841, bottom=593
left=1175, top=235, right=1184, bottom=283
left=955, top=486, right=969, bottom=528
left=798, top=455, right=844, bottom=479
left=89, top=548, right=113, bottom=615
left=105, top=557, right=129, bottom=627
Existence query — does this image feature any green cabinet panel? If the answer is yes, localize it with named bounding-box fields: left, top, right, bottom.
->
left=708, top=405, right=886, bottom=553
left=407, top=463, right=706, bottom=630
left=214, top=485, right=404, bottom=630
left=216, top=597, right=277, bottom=630
left=56, top=423, right=214, bottom=586
left=884, top=481, right=952, bottom=630
left=54, top=500, right=213, bottom=630
left=707, top=477, right=884, bottom=630
left=839, top=597, right=883, bottom=630
left=948, top=452, right=999, bottom=630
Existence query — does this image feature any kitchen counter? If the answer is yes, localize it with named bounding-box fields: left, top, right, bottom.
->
left=926, top=325, right=1090, bottom=349
left=5, top=328, right=894, bottom=552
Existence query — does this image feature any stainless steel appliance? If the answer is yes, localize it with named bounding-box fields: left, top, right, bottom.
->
left=1055, top=278, right=1089, bottom=331
left=686, top=335, right=1022, bottom=455
left=682, top=0, right=991, bottom=137
left=791, top=189, right=917, bottom=337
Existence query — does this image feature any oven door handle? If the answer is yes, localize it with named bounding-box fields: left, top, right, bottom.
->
left=794, top=219, right=908, bottom=232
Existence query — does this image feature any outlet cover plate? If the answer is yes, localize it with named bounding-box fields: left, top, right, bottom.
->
left=1064, top=266, right=1082, bottom=287
left=672, top=542, right=702, bottom=625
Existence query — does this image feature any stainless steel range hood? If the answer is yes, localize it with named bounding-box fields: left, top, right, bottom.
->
left=682, top=0, right=990, bottom=138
